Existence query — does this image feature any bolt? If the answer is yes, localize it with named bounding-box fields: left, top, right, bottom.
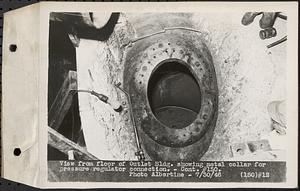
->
left=142, top=66, right=147, bottom=71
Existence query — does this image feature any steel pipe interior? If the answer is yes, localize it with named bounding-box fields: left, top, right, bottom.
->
left=147, top=59, right=201, bottom=129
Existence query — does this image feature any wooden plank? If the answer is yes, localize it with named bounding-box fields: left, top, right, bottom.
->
left=49, top=70, right=77, bottom=130
left=48, top=126, right=98, bottom=160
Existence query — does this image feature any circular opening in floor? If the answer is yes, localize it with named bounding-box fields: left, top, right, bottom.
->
left=147, top=59, right=201, bottom=129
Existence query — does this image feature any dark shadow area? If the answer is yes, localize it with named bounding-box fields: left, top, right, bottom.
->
left=147, top=59, right=201, bottom=129
left=48, top=16, right=85, bottom=160
left=50, top=12, right=120, bottom=41
left=47, top=11, right=120, bottom=161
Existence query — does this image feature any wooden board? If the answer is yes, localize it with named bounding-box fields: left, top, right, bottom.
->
left=48, top=127, right=98, bottom=160
left=48, top=70, right=77, bottom=130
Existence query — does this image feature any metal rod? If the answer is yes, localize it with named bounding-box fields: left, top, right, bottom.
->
left=114, top=84, right=141, bottom=148
left=77, top=89, right=109, bottom=103
left=165, top=26, right=202, bottom=33
left=77, top=89, right=122, bottom=112
left=267, top=36, right=287, bottom=48
left=277, top=13, right=287, bottom=20
left=114, top=83, right=145, bottom=161
left=132, top=27, right=202, bottom=43
left=124, top=27, right=202, bottom=48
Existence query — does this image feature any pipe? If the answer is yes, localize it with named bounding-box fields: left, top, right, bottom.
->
left=267, top=36, right=287, bottom=49
left=277, top=13, right=287, bottom=20
left=114, top=83, right=145, bottom=161
left=76, top=89, right=122, bottom=112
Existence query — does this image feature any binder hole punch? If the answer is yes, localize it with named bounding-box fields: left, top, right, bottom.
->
left=9, top=44, right=17, bottom=52
left=13, top=148, right=21, bottom=156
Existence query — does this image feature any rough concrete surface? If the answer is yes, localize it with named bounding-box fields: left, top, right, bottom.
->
left=77, top=13, right=138, bottom=160
left=190, top=13, right=286, bottom=160
left=76, top=13, right=286, bottom=161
